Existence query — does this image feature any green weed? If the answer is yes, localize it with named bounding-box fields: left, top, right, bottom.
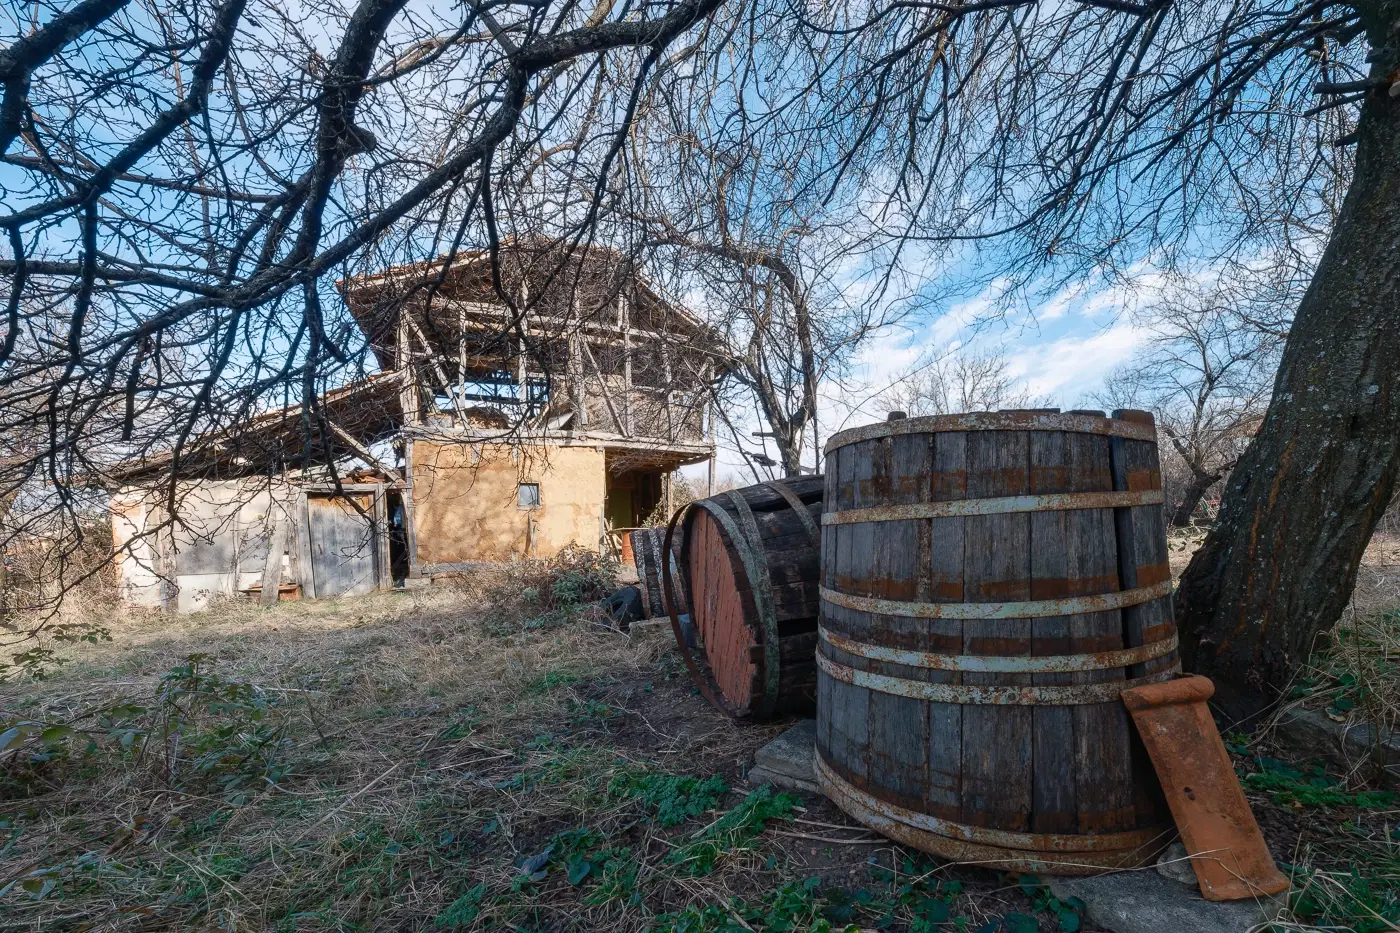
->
left=1283, top=860, right=1400, bottom=933
left=434, top=883, right=488, bottom=928
left=608, top=770, right=729, bottom=826
left=667, top=784, right=799, bottom=874
left=1243, top=758, right=1396, bottom=809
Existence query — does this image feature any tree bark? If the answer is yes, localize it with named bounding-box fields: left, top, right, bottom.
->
left=1170, top=468, right=1221, bottom=528
left=1175, top=67, right=1400, bottom=720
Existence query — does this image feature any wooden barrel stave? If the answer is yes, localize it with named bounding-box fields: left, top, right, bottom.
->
left=818, top=410, right=1176, bottom=874
left=630, top=526, right=688, bottom=620
left=672, top=475, right=823, bottom=719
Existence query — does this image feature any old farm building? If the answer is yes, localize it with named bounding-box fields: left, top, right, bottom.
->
left=108, top=244, right=719, bottom=610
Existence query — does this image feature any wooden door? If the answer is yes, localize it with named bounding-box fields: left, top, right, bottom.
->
left=306, top=493, right=379, bottom=598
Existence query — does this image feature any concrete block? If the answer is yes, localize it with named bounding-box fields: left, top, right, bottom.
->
left=1048, top=870, right=1286, bottom=933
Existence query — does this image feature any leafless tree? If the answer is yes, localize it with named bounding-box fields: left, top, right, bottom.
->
left=618, top=71, right=902, bottom=478
left=0, top=0, right=727, bottom=655
left=885, top=347, right=1049, bottom=418
left=7, top=0, right=1400, bottom=713
left=1098, top=281, right=1285, bottom=528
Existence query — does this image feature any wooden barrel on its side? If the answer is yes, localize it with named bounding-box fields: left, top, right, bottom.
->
left=817, top=410, right=1177, bottom=875
left=666, top=476, right=823, bottom=719
left=631, top=526, right=687, bottom=620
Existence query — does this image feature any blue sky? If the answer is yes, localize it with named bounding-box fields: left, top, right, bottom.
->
left=682, top=259, right=1171, bottom=484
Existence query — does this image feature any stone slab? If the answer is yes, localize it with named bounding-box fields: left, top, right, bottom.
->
left=1274, top=706, right=1400, bottom=774
left=747, top=764, right=820, bottom=794
left=1048, top=870, right=1286, bottom=933
left=754, top=719, right=817, bottom=781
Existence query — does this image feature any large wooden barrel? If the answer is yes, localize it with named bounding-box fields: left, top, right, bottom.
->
left=665, top=476, right=823, bottom=719
left=817, top=410, right=1178, bottom=874
left=631, top=526, right=687, bottom=620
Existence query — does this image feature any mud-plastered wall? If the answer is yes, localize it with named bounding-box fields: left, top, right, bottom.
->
left=411, top=440, right=606, bottom=564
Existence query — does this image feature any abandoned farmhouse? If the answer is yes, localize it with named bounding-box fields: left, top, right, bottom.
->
left=106, top=244, right=719, bottom=611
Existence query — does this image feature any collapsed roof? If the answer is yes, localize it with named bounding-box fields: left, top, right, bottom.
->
left=104, top=373, right=404, bottom=485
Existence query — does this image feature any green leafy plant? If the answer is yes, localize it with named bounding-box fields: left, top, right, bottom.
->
left=1243, top=759, right=1395, bottom=809
left=1285, top=860, right=1400, bottom=933
left=608, top=770, right=729, bottom=826
left=667, top=784, right=799, bottom=875
left=434, top=883, right=487, bottom=928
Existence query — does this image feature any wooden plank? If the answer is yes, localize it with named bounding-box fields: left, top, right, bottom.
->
left=1068, top=430, right=1136, bottom=834
left=926, top=430, right=965, bottom=820
left=259, top=520, right=289, bottom=607
left=867, top=433, right=930, bottom=810
left=1029, top=429, right=1076, bottom=835
left=961, top=429, right=1033, bottom=832
left=1124, top=437, right=1176, bottom=676
left=687, top=509, right=756, bottom=711
left=307, top=494, right=378, bottom=598
left=825, top=441, right=870, bottom=786
left=375, top=485, right=390, bottom=589
left=297, top=492, right=316, bottom=599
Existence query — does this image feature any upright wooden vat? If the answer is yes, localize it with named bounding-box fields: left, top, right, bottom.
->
left=666, top=476, right=823, bottom=719
left=631, top=526, right=686, bottom=620
left=817, top=410, right=1177, bottom=873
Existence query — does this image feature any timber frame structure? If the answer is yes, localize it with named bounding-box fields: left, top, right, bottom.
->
left=341, top=241, right=720, bottom=576
left=104, top=242, right=720, bottom=609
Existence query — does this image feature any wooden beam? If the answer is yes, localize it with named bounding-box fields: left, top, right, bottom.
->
left=439, top=298, right=706, bottom=354
left=621, top=294, right=634, bottom=436
left=324, top=417, right=404, bottom=483
left=395, top=311, right=421, bottom=426
left=405, top=314, right=473, bottom=427
left=259, top=520, right=289, bottom=606
left=401, top=439, right=422, bottom=579
left=580, top=338, right=626, bottom=435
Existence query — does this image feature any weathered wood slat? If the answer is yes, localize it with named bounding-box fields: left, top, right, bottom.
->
left=818, top=410, right=1177, bottom=875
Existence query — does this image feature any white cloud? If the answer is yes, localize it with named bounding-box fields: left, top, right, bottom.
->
left=1003, top=319, right=1151, bottom=403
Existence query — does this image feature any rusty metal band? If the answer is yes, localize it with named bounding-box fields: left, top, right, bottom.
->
left=816, top=651, right=1174, bottom=705
left=825, top=411, right=1155, bottom=456
left=762, top=479, right=822, bottom=547
left=724, top=490, right=783, bottom=716
left=819, top=625, right=1179, bottom=673
left=820, top=579, right=1172, bottom=620
left=815, top=754, right=1171, bottom=856
left=822, top=490, right=1164, bottom=526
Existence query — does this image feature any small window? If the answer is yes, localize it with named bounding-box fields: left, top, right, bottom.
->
left=517, top=483, right=541, bottom=509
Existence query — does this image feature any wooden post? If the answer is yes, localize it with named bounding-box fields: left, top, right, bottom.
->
left=661, top=340, right=673, bottom=439
left=396, top=313, right=420, bottom=427
left=707, top=398, right=717, bottom=495
left=260, top=519, right=288, bottom=606
left=401, top=438, right=421, bottom=579
left=621, top=294, right=633, bottom=436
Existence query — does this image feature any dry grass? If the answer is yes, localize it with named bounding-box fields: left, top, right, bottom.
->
left=0, top=561, right=1070, bottom=933
left=6, top=534, right=1396, bottom=932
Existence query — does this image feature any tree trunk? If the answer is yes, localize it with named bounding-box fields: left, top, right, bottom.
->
left=1175, top=75, right=1400, bottom=720
left=1170, top=469, right=1220, bottom=529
